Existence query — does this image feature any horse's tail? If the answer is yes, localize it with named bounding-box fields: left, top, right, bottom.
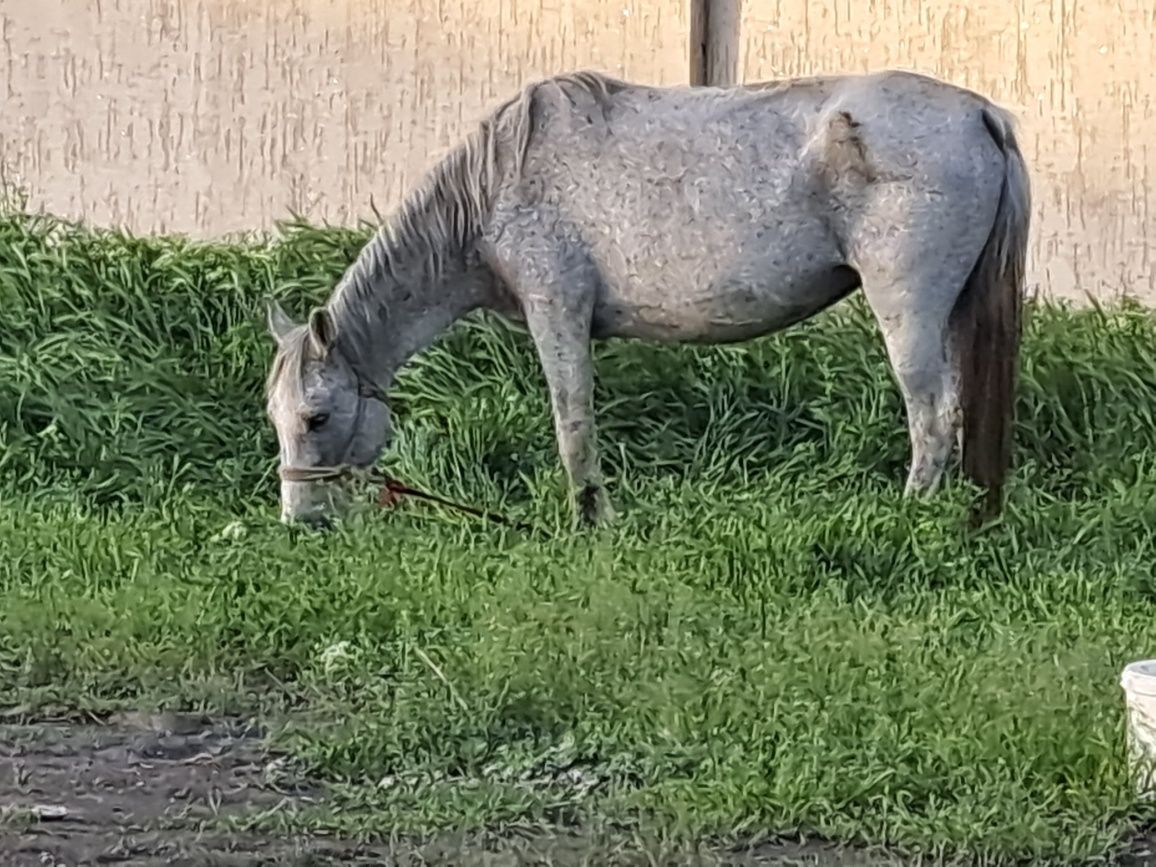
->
left=951, top=104, right=1032, bottom=522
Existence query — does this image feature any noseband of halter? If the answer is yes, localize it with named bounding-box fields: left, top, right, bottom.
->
left=278, top=463, right=385, bottom=484
left=277, top=363, right=388, bottom=486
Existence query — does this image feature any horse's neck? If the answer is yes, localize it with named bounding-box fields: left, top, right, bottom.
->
left=333, top=259, right=491, bottom=387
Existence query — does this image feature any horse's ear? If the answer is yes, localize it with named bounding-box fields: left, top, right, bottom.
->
left=307, top=306, right=337, bottom=355
left=266, top=299, right=296, bottom=344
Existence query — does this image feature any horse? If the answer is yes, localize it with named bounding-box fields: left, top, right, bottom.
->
left=263, top=68, right=1031, bottom=529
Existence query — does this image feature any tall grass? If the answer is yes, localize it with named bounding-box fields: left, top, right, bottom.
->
left=1, top=204, right=1155, bottom=862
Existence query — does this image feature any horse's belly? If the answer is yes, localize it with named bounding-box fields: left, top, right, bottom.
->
left=592, top=264, right=859, bottom=343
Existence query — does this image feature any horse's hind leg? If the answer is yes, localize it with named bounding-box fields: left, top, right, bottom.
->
left=875, top=305, right=962, bottom=495
left=858, top=264, right=974, bottom=497
left=851, top=178, right=1002, bottom=496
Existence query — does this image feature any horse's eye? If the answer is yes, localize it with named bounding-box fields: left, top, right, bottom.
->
left=306, top=412, right=330, bottom=431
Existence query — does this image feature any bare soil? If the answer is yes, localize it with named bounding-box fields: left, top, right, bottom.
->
left=0, top=712, right=394, bottom=866
left=4, top=712, right=1139, bottom=866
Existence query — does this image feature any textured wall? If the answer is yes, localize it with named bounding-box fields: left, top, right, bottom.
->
left=2, top=0, right=1152, bottom=302
left=0, top=0, right=690, bottom=236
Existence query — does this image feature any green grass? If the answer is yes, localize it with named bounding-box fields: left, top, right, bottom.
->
left=1, top=202, right=1156, bottom=863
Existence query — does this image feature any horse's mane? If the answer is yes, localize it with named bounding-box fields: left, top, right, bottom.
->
left=329, top=70, right=628, bottom=328
left=267, top=70, right=630, bottom=400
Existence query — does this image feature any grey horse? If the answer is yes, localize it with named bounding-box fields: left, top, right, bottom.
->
left=264, top=68, right=1030, bottom=529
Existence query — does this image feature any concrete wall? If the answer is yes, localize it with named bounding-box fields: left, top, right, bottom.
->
left=2, top=0, right=1153, bottom=303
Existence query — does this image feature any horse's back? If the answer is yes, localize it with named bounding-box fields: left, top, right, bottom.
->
left=484, top=69, right=1015, bottom=342
left=501, top=67, right=1004, bottom=241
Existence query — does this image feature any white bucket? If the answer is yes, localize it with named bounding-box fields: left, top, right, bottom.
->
left=1120, top=660, right=1156, bottom=798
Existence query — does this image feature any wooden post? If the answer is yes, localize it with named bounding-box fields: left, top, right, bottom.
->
left=689, top=0, right=709, bottom=85
left=689, top=0, right=741, bottom=87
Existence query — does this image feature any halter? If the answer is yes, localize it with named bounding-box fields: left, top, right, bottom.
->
left=277, top=374, right=388, bottom=485
left=276, top=367, right=532, bottom=532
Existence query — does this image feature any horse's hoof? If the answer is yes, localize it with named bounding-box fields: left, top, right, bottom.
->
left=574, top=484, right=615, bottom=530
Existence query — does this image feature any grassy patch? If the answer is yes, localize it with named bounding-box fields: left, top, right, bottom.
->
left=1, top=206, right=1155, bottom=862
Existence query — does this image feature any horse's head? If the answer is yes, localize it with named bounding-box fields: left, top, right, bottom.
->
left=263, top=300, right=392, bottom=528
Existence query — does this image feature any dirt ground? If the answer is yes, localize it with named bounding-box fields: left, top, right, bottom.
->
left=0, top=712, right=893, bottom=866
left=0, top=713, right=388, bottom=866
left=1, top=713, right=1149, bottom=866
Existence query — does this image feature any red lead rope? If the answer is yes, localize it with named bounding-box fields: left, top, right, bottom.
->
left=376, top=475, right=535, bottom=533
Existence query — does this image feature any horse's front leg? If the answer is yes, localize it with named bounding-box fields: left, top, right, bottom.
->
left=522, top=295, right=613, bottom=529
